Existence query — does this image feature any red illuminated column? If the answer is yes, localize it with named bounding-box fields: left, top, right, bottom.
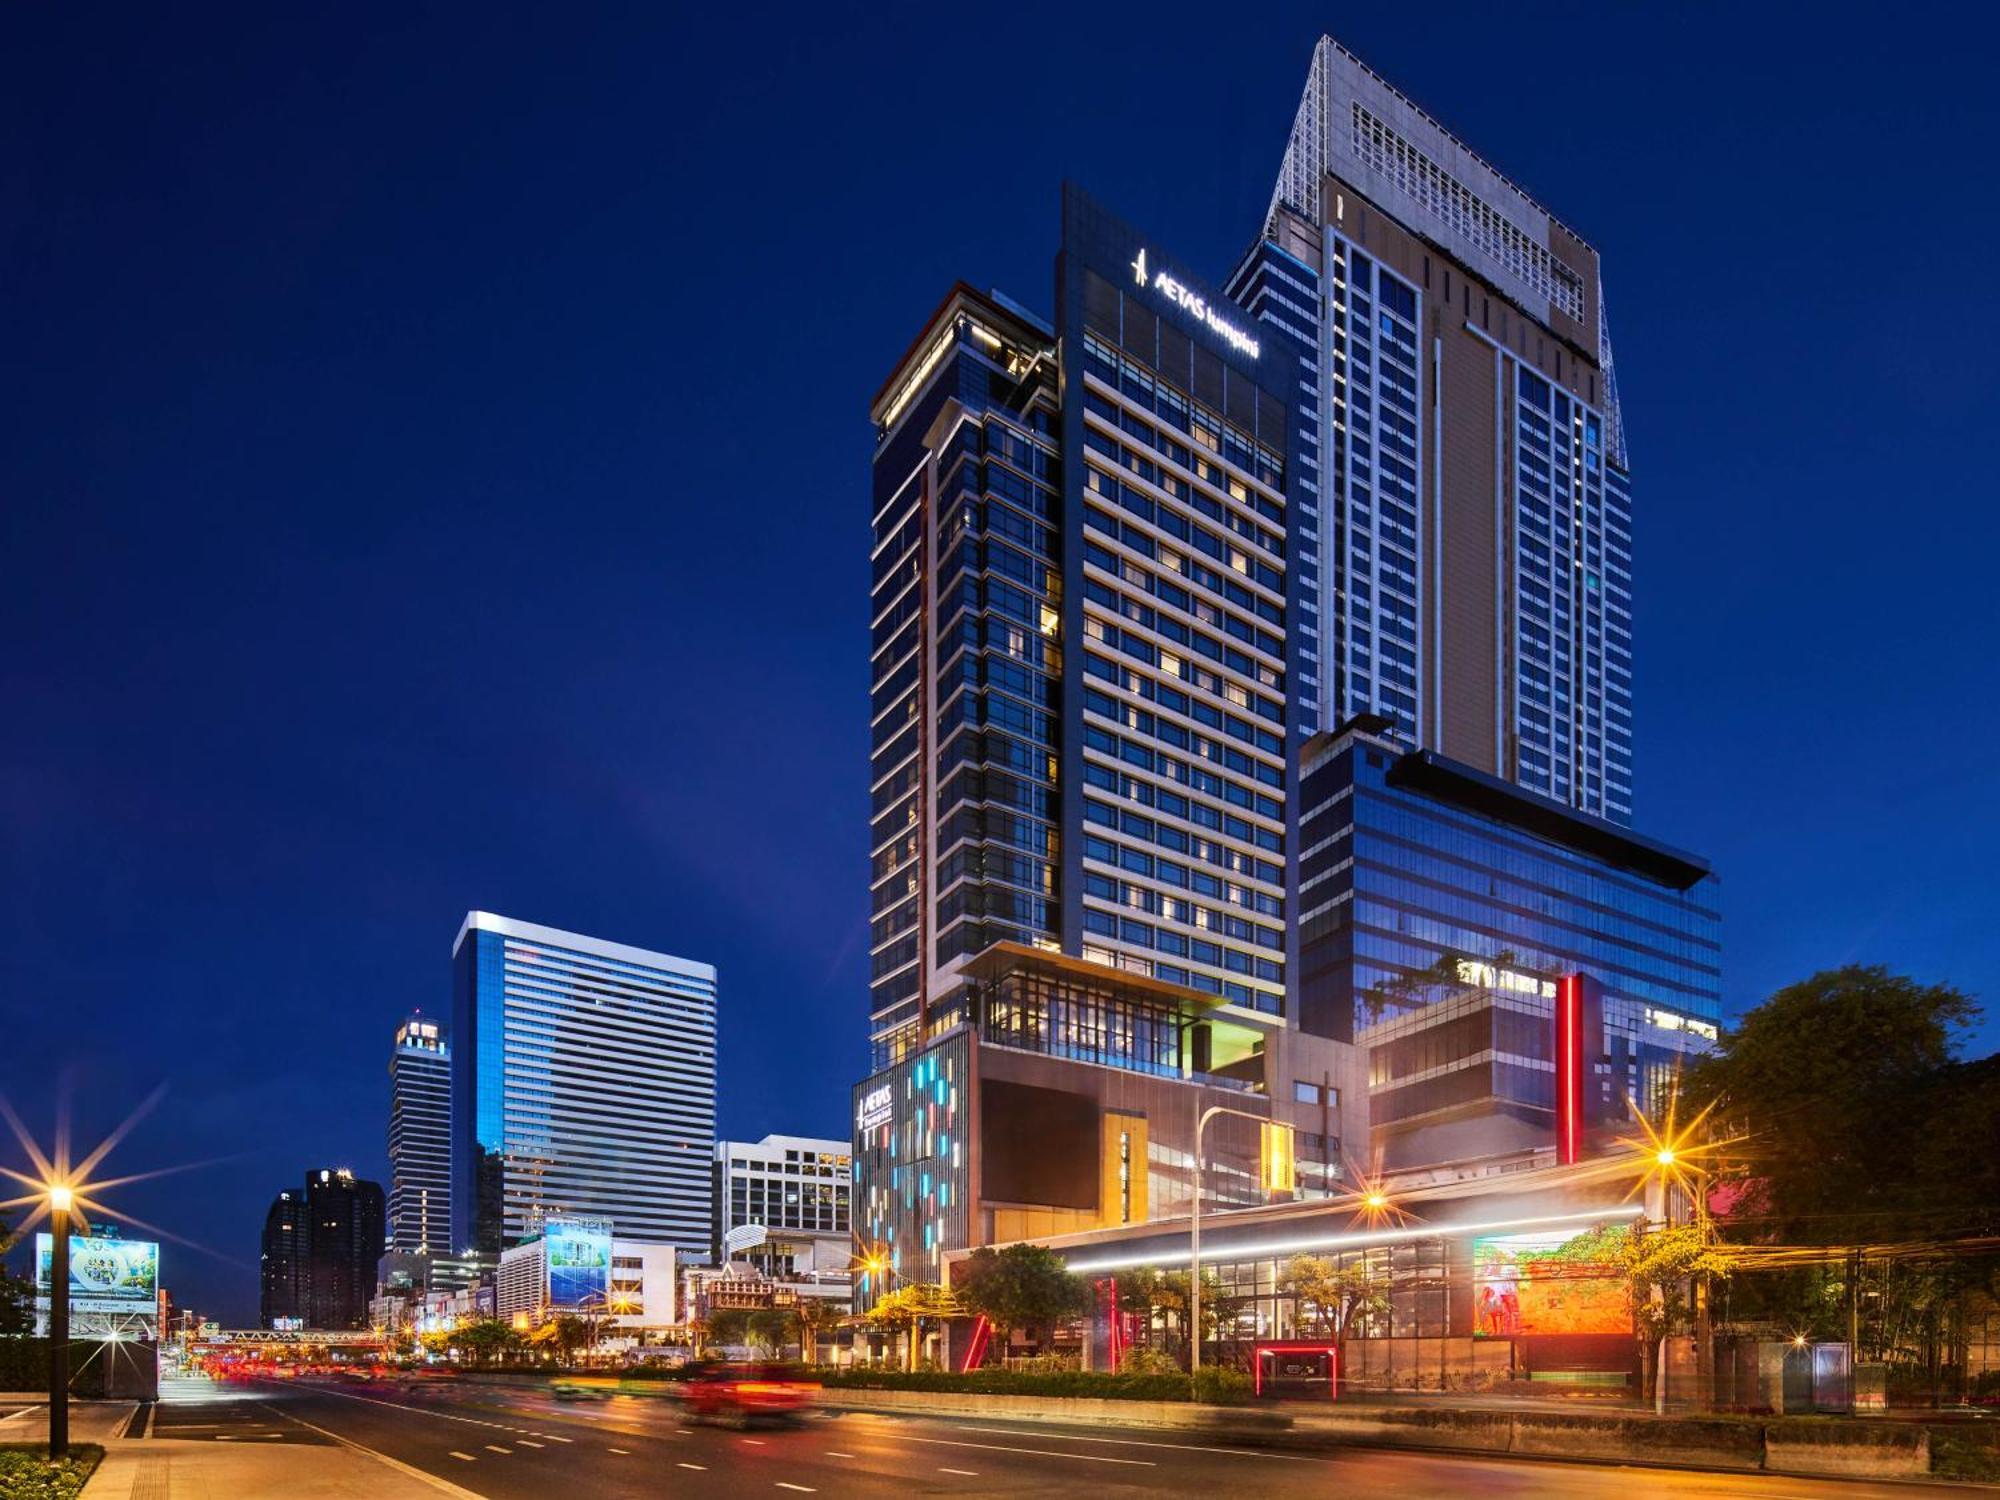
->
left=1554, top=974, right=1584, bottom=1165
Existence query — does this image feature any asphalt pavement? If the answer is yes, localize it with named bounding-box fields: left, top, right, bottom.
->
left=181, top=1375, right=1972, bottom=1498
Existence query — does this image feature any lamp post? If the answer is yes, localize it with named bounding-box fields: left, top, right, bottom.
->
left=48, top=1185, right=72, bottom=1459
left=1188, top=1104, right=1290, bottom=1378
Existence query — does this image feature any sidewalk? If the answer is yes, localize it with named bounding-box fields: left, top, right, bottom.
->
left=85, top=1436, right=478, bottom=1499
left=74, top=1381, right=476, bottom=1499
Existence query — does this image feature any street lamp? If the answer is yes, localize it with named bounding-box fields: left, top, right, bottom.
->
left=1188, top=1105, right=1296, bottom=1377
left=47, top=1183, right=74, bottom=1459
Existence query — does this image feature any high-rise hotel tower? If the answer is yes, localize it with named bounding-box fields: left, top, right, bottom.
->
left=861, top=188, right=1364, bottom=1292
left=1229, top=36, right=1635, bottom=824
left=869, top=186, right=1310, bottom=1059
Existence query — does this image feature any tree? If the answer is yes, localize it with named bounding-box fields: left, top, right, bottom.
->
left=1623, top=1223, right=1731, bottom=1407
left=790, top=1296, right=841, bottom=1365
left=864, top=1284, right=958, bottom=1372
left=745, top=1308, right=793, bottom=1356
left=454, top=1319, right=522, bottom=1368
left=1681, top=966, right=1983, bottom=1242
left=953, top=1245, right=1089, bottom=1351
left=549, top=1314, right=591, bottom=1363
left=0, top=1213, right=33, bottom=1335
left=705, top=1307, right=752, bottom=1350
left=1681, top=967, right=1998, bottom=1394
left=1281, top=1255, right=1389, bottom=1353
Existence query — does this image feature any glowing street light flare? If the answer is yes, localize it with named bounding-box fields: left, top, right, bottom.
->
left=48, top=1184, right=74, bottom=1212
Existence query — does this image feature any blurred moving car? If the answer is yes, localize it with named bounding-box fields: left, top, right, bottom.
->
left=678, top=1361, right=818, bottom=1426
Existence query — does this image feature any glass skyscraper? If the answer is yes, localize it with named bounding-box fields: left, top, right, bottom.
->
left=386, top=1012, right=451, bottom=1256
left=450, top=912, right=717, bottom=1258
left=1233, top=36, right=1635, bottom=824
left=1298, top=717, right=1720, bottom=1168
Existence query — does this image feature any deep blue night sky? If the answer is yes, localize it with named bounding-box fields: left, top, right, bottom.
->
left=6, top=5, right=1997, bottom=1324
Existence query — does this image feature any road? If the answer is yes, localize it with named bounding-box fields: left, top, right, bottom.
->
left=164, top=1375, right=1967, bottom=1498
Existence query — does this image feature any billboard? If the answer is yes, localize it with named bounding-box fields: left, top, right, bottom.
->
left=1472, top=1223, right=1630, bottom=1337
left=35, top=1234, right=160, bottom=1314
left=544, top=1218, right=611, bottom=1308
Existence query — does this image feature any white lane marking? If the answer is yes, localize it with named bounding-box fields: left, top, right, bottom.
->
left=743, top=1437, right=767, bottom=1445
left=940, top=1467, right=980, bottom=1476
left=775, top=1486, right=816, bottom=1494
left=540, top=1433, right=573, bottom=1442
left=825, top=1451, right=855, bottom=1458
left=677, top=1427, right=693, bottom=1435
left=878, top=1433, right=1154, bottom=1467
left=608, top=1446, right=632, bottom=1454
left=449, top=1451, right=476, bottom=1462
left=517, top=1439, right=545, bottom=1447
left=484, top=1444, right=511, bottom=1454
left=678, top=1462, right=707, bottom=1470
left=270, top=1409, right=485, bottom=1498
left=952, top=1422, right=1322, bottom=1463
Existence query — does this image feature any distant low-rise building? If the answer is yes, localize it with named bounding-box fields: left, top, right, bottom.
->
left=493, top=1217, right=679, bottom=1334
left=714, top=1133, right=850, bottom=1298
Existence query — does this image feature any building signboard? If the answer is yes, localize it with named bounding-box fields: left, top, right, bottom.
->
left=34, top=1233, right=160, bottom=1314
left=1471, top=1224, right=1630, bottom=1337
left=544, top=1217, right=611, bottom=1309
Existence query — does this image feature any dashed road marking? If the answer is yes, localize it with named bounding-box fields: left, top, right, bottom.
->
left=608, top=1447, right=631, bottom=1455
left=940, top=1468, right=979, bottom=1477
left=678, top=1461, right=707, bottom=1470
left=825, top=1451, right=855, bottom=1458
left=880, top=1433, right=1154, bottom=1467
left=449, top=1451, right=476, bottom=1462
left=484, top=1444, right=511, bottom=1454
left=775, top=1486, right=816, bottom=1494
left=743, top=1437, right=767, bottom=1445
left=518, top=1439, right=545, bottom=1448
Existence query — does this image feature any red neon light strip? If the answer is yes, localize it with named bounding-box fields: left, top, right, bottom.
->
left=1251, top=1342, right=1340, bottom=1400
left=1555, top=975, right=1581, bottom=1165
left=960, top=1314, right=990, bottom=1374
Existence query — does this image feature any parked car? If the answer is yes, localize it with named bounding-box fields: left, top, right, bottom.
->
left=678, top=1361, right=818, bottom=1427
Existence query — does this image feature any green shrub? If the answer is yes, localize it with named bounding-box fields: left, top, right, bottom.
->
left=818, top=1367, right=1192, bottom=1401
left=0, top=1443, right=104, bottom=1500
left=1192, top=1366, right=1253, bottom=1406
left=1116, top=1346, right=1183, bottom=1376
left=1014, top=1352, right=1079, bottom=1374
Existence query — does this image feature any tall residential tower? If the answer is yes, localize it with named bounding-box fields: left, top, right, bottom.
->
left=387, top=1012, right=451, bottom=1256
left=450, top=912, right=717, bottom=1259
left=1230, top=36, right=1635, bottom=823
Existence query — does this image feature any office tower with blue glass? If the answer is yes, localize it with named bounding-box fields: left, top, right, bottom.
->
left=1231, top=36, right=1635, bottom=825
left=859, top=186, right=1366, bottom=1294
left=451, top=912, right=717, bottom=1259
left=1298, top=716, right=1720, bottom=1169
left=387, top=1012, right=451, bottom=1256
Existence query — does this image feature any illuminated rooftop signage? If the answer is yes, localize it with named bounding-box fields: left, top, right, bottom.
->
left=1130, top=249, right=1261, bottom=360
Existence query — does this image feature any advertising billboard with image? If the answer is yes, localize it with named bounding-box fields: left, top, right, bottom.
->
left=1471, top=1222, right=1631, bottom=1337
left=35, top=1234, right=160, bottom=1314
left=544, top=1217, right=611, bottom=1308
